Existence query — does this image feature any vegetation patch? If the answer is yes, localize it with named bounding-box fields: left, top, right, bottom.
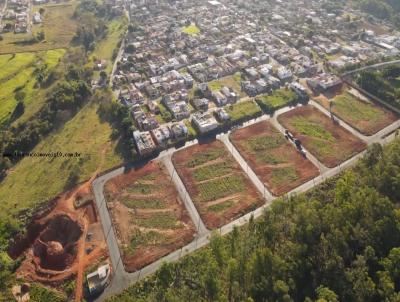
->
left=193, top=161, right=233, bottom=182
left=291, top=116, right=335, bottom=142
left=0, top=2, right=78, bottom=54
left=247, top=135, right=286, bottom=152
left=207, top=200, right=235, bottom=213
left=129, top=230, right=166, bottom=253
left=356, top=64, right=400, bottom=111
left=125, top=182, right=154, bottom=195
left=270, top=167, right=298, bottom=186
left=317, top=91, right=398, bottom=136
left=134, top=212, right=183, bottom=230
left=256, top=88, right=299, bottom=114
left=207, top=73, right=245, bottom=97
left=185, top=147, right=225, bottom=168
left=120, top=197, right=165, bottom=209
left=224, top=100, right=262, bottom=124
left=196, top=175, right=246, bottom=203
left=182, top=24, right=200, bottom=35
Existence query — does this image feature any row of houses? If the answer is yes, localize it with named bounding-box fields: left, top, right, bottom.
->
left=133, top=122, right=188, bottom=156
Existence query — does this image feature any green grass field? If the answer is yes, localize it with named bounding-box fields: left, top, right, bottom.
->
left=0, top=2, right=77, bottom=54
left=224, top=99, right=261, bottom=123
left=291, top=116, right=335, bottom=142
left=329, top=92, right=396, bottom=135
left=256, top=88, right=298, bottom=113
left=196, top=175, right=246, bottom=203
left=90, top=17, right=128, bottom=76
left=182, top=24, right=200, bottom=35
left=0, top=49, right=66, bottom=126
left=208, top=72, right=245, bottom=97
left=0, top=101, right=123, bottom=219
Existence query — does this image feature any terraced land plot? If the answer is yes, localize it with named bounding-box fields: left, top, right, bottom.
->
left=314, top=90, right=397, bottom=135
left=104, top=161, right=195, bottom=272
left=172, top=140, right=263, bottom=229
left=278, top=105, right=366, bottom=168
left=230, top=121, right=319, bottom=196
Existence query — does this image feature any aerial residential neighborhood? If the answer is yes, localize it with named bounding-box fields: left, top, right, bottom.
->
left=1, top=0, right=400, bottom=301
left=107, top=0, right=400, bottom=160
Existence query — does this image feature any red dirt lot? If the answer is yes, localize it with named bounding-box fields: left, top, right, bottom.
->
left=172, top=140, right=264, bottom=229
left=278, top=105, right=366, bottom=168
left=230, top=121, right=319, bottom=196
left=104, top=161, right=196, bottom=273
left=9, top=183, right=108, bottom=293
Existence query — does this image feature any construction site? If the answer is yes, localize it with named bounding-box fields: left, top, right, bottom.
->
left=8, top=180, right=109, bottom=301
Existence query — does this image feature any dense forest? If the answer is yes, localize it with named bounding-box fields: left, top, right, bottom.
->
left=358, top=0, right=400, bottom=27
left=356, top=65, right=400, bottom=110
left=108, top=138, right=400, bottom=302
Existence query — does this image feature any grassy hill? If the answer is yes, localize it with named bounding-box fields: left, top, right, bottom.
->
left=0, top=101, right=123, bottom=219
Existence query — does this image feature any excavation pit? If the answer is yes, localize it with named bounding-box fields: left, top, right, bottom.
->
left=33, top=215, right=83, bottom=271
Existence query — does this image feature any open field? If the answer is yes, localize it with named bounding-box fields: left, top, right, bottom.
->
left=172, top=140, right=263, bottom=229
left=104, top=161, right=195, bottom=272
left=0, top=101, right=124, bottom=220
left=314, top=89, right=397, bottom=135
left=224, top=99, right=262, bottom=123
left=230, top=121, right=319, bottom=196
left=0, top=2, right=77, bottom=54
left=208, top=72, right=246, bottom=97
left=278, top=105, right=366, bottom=168
left=89, top=17, right=128, bottom=76
left=0, top=49, right=65, bottom=126
left=255, top=88, right=299, bottom=114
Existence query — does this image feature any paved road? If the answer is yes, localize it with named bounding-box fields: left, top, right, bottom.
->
left=162, top=155, right=208, bottom=236
left=217, top=131, right=274, bottom=200
left=109, top=9, right=130, bottom=89
left=342, top=59, right=400, bottom=77
left=93, top=103, right=400, bottom=302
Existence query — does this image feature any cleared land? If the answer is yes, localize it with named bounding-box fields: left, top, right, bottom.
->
left=224, top=99, right=262, bottom=123
left=104, top=161, right=195, bottom=272
left=208, top=72, right=246, bottom=97
left=314, top=90, right=397, bottom=135
left=278, top=105, right=366, bottom=168
left=172, top=140, right=263, bottom=229
left=0, top=2, right=77, bottom=54
left=230, top=121, right=319, bottom=196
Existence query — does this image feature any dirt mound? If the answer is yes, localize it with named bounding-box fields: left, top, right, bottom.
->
left=33, top=215, right=82, bottom=271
